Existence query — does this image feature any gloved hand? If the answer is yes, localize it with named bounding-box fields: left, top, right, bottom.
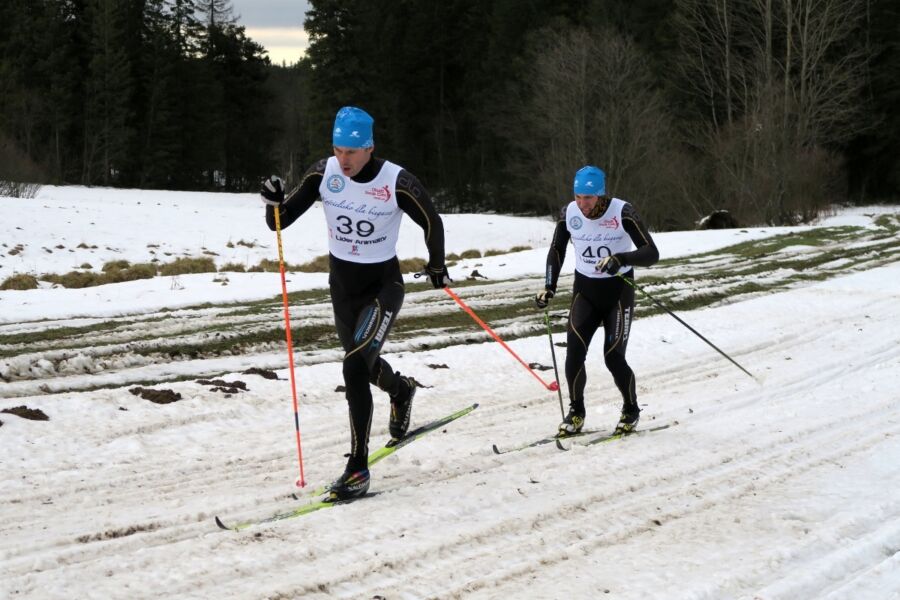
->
left=535, top=288, right=555, bottom=309
left=425, top=263, right=451, bottom=288
left=260, top=175, right=285, bottom=206
left=597, top=254, right=626, bottom=275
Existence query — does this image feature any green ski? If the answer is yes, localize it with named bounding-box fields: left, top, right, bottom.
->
left=215, top=403, right=478, bottom=531
left=491, top=429, right=604, bottom=455
left=555, top=422, right=675, bottom=450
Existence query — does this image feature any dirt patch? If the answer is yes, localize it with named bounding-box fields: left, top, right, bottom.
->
left=76, top=521, right=161, bottom=543
left=129, top=387, right=182, bottom=404
left=196, top=379, right=248, bottom=394
left=427, top=363, right=450, bottom=369
left=243, top=367, right=279, bottom=380
left=528, top=362, right=553, bottom=371
left=1, top=405, right=49, bottom=420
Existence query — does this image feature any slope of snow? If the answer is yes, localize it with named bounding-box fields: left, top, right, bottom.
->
left=1, top=188, right=898, bottom=599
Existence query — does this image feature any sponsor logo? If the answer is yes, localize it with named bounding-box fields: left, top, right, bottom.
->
left=364, top=185, right=392, bottom=202
left=569, top=216, right=583, bottom=230
left=623, top=306, right=632, bottom=341
left=373, top=310, right=394, bottom=345
left=355, top=307, right=378, bottom=343
left=327, top=174, right=346, bottom=193
left=350, top=244, right=359, bottom=255
left=598, top=216, right=620, bottom=229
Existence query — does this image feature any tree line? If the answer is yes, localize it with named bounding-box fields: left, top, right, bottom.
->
left=2, top=0, right=898, bottom=229
left=0, top=0, right=271, bottom=192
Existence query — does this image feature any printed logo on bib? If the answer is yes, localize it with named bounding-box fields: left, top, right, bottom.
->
left=569, top=216, right=583, bottom=230
left=598, top=216, right=620, bottom=229
left=364, top=185, right=392, bottom=202
left=327, top=174, right=346, bottom=193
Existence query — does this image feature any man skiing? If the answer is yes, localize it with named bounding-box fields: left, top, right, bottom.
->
left=535, top=165, right=659, bottom=436
left=261, top=106, right=450, bottom=500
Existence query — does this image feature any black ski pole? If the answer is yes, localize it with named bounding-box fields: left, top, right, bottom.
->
left=617, top=274, right=759, bottom=382
left=544, top=309, right=566, bottom=419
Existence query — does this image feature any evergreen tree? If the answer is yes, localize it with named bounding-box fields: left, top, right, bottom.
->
left=83, top=0, right=135, bottom=185
left=138, top=0, right=184, bottom=188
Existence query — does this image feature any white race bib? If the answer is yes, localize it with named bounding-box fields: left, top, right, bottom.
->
left=319, top=157, right=404, bottom=263
left=565, top=198, right=634, bottom=278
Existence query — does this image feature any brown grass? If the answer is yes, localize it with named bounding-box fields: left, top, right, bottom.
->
left=1, top=273, right=39, bottom=290
left=158, top=257, right=217, bottom=276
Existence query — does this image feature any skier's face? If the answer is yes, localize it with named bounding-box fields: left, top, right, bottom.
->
left=333, top=146, right=373, bottom=177
left=575, top=194, right=601, bottom=217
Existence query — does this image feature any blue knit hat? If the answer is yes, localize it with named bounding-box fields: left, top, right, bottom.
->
left=573, top=165, right=606, bottom=196
left=333, top=106, right=374, bottom=148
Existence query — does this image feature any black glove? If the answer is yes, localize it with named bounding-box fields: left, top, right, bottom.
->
left=535, top=288, right=555, bottom=309
left=425, top=263, right=451, bottom=288
left=260, top=175, right=285, bottom=206
left=597, top=254, right=626, bottom=275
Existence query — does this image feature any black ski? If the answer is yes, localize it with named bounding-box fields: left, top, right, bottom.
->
left=492, top=429, right=603, bottom=455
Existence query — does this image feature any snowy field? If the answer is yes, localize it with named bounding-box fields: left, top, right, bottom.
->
left=1, top=187, right=899, bottom=599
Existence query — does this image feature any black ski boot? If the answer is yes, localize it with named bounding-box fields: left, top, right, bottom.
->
left=558, top=406, right=585, bottom=436
left=614, top=404, right=640, bottom=434
left=328, top=466, right=370, bottom=501
left=389, top=376, right=416, bottom=441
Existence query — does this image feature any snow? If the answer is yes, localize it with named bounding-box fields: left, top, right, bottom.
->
left=1, top=187, right=899, bottom=599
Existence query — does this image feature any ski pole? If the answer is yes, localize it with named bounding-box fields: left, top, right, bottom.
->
left=442, top=286, right=559, bottom=392
left=272, top=206, right=306, bottom=487
left=544, top=309, right=566, bottom=419
left=617, top=274, right=758, bottom=382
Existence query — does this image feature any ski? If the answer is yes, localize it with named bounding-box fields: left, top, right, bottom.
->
left=215, top=403, right=478, bottom=531
left=555, top=422, right=675, bottom=451
left=492, top=429, right=603, bottom=455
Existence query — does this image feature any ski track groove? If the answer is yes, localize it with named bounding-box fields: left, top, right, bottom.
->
left=3, top=235, right=898, bottom=597
left=768, top=510, right=900, bottom=600
left=7, top=233, right=894, bottom=391
left=4, top=317, right=893, bottom=573
left=259, top=402, right=900, bottom=600
left=11, top=373, right=888, bottom=598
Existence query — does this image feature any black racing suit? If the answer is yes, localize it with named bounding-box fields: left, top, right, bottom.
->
left=544, top=199, right=659, bottom=414
left=266, top=156, right=445, bottom=470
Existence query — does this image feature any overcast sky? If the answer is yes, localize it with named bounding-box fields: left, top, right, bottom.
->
left=230, top=0, right=311, bottom=65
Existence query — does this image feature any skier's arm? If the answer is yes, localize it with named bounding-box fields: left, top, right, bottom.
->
left=265, top=159, right=327, bottom=231
left=618, top=203, right=659, bottom=268
left=396, top=169, right=445, bottom=268
left=545, top=208, right=570, bottom=292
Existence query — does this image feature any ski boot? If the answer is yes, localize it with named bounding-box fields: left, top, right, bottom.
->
left=614, top=404, right=641, bottom=435
left=389, top=376, right=416, bottom=442
left=328, top=466, right=370, bottom=501
left=558, top=406, right=585, bottom=437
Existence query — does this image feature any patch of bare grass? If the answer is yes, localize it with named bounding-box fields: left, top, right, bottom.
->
left=1, top=273, right=39, bottom=290
left=159, top=257, right=216, bottom=276
left=220, top=262, right=246, bottom=272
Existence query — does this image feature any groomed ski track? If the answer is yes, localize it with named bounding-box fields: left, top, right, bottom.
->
left=2, top=264, right=899, bottom=599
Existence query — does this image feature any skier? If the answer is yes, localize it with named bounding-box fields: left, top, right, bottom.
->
left=535, top=165, right=659, bottom=436
left=261, top=106, right=450, bottom=500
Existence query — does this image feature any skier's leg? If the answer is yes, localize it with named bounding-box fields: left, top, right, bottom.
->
left=346, top=276, right=415, bottom=440
left=333, top=298, right=376, bottom=472
left=602, top=280, right=639, bottom=431
left=564, top=292, right=604, bottom=418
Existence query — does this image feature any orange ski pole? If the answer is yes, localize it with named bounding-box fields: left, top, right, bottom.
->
left=443, top=286, right=559, bottom=392
left=273, top=207, right=306, bottom=488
